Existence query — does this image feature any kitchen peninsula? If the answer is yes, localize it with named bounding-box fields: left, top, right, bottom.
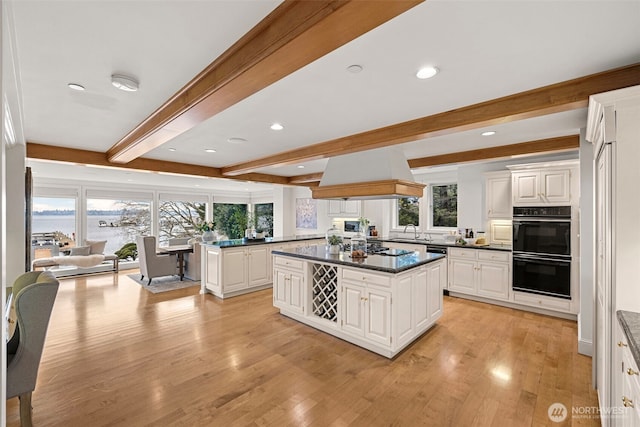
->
left=272, top=245, right=446, bottom=358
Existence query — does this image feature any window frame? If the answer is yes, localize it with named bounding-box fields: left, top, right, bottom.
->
left=427, top=182, right=458, bottom=231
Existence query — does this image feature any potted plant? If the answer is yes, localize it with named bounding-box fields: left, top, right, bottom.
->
left=327, top=234, right=342, bottom=254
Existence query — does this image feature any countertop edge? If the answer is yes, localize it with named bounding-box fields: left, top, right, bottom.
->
left=617, top=310, right=640, bottom=368
left=272, top=249, right=445, bottom=274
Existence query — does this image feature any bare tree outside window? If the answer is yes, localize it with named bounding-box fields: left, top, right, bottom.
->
left=158, top=201, right=206, bottom=244
left=255, top=203, right=274, bottom=237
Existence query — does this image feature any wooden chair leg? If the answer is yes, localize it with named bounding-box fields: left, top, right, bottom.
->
left=19, top=392, right=33, bottom=427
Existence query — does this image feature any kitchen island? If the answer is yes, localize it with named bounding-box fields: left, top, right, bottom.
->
left=272, top=245, right=446, bottom=358
left=200, top=235, right=325, bottom=299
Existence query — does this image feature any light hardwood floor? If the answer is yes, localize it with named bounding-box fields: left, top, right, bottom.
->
left=6, top=271, right=599, bottom=426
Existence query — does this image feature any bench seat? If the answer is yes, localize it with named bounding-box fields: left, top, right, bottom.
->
left=32, top=254, right=119, bottom=272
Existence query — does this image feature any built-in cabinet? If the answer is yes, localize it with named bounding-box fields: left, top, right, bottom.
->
left=328, top=200, right=361, bottom=217
left=272, top=254, right=446, bottom=358
left=273, top=256, right=305, bottom=314
left=511, top=168, right=571, bottom=205
left=615, top=319, right=640, bottom=427
left=588, top=85, right=640, bottom=423
left=485, top=171, right=512, bottom=218
left=447, top=247, right=511, bottom=301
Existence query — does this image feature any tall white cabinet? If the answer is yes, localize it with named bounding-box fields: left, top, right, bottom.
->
left=587, top=85, right=640, bottom=427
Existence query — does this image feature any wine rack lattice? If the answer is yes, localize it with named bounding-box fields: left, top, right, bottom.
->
left=312, top=263, right=338, bottom=322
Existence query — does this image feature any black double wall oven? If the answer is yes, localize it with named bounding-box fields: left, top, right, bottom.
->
left=512, top=206, right=571, bottom=299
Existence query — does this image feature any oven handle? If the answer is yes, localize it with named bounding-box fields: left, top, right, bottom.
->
left=513, top=253, right=571, bottom=264
left=512, top=218, right=571, bottom=223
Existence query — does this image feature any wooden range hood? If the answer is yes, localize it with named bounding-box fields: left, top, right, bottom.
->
left=310, top=148, right=425, bottom=200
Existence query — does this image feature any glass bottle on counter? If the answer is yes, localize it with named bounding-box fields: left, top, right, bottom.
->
left=350, top=232, right=367, bottom=258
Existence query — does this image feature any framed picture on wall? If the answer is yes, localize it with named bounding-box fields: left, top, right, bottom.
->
left=296, top=198, right=317, bottom=229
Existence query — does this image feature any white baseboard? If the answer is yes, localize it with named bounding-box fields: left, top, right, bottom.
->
left=578, top=338, right=593, bottom=356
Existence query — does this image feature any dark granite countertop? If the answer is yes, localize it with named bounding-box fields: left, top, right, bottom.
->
left=371, top=238, right=512, bottom=252
left=618, top=310, right=640, bottom=368
left=272, top=245, right=446, bottom=274
left=203, top=234, right=325, bottom=248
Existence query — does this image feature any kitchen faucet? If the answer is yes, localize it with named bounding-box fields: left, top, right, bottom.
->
left=403, top=224, right=418, bottom=240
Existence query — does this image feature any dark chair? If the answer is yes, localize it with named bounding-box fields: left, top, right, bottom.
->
left=6, top=271, right=59, bottom=427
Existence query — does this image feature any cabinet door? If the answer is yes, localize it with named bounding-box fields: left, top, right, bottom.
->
left=343, top=200, right=361, bottom=216
left=397, top=274, right=415, bottom=347
left=486, top=174, right=512, bottom=218
left=273, top=270, right=288, bottom=307
left=223, top=248, right=247, bottom=291
left=288, top=272, right=304, bottom=313
left=513, top=172, right=540, bottom=204
left=328, top=200, right=343, bottom=215
left=448, top=258, right=476, bottom=294
left=205, top=249, right=220, bottom=293
left=541, top=170, right=571, bottom=203
left=248, top=246, right=269, bottom=287
left=426, top=260, right=445, bottom=323
left=476, top=261, right=510, bottom=300
left=365, top=287, right=391, bottom=346
left=342, top=283, right=365, bottom=336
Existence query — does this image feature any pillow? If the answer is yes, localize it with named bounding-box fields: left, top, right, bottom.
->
left=85, top=240, right=107, bottom=255
left=70, top=246, right=91, bottom=256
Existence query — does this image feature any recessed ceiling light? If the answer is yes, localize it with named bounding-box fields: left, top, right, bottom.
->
left=270, top=123, right=284, bottom=131
left=168, top=147, right=176, bottom=152
left=68, top=83, right=85, bottom=91
left=227, top=137, right=247, bottom=144
left=416, top=66, right=439, bottom=79
left=347, top=64, right=363, bottom=73
left=111, top=74, right=139, bottom=92
left=297, top=165, right=305, bottom=169
left=481, top=131, right=497, bottom=136
left=205, top=148, right=217, bottom=153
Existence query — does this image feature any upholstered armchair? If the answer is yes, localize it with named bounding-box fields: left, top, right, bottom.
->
left=136, top=236, right=177, bottom=285
left=6, top=270, right=60, bottom=427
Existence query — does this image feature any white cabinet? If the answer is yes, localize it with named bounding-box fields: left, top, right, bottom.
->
left=616, top=319, right=640, bottom=427
left=341, top=281, right=391, bottom=346
left=273, top=256, right=305, bottom=314
left=448, top=247, right=511, bottom=301
left=328, top=200, right=361, bottom=217
left=512, top=169, right=571, bottom=205
left=201, top=243, right=273, bottom=299
left=485, top=171, right=512, bottom=218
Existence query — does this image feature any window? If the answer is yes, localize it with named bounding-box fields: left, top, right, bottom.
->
left=397, top=197, right=420, bottom=227
left=158, top=200, right=206, bottom=245
left=431, top=184, right=457, bottom=228
left=213, top=203, right=248, bottom=239
left=32, top=196, right=76, bottom=259
left=254, top=203, right=274, bottom=237
left=86, top=198, right=151, bottom=256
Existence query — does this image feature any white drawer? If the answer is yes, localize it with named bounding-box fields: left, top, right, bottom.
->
left=274, top=256, right=303, bottom=271
left=448, top=247, right=477, bottom=259
left=342, top=268, right=390, bottom=287
left=513, top=291, right=571, bottom=312
left=477, top=250, right=510, bottom=263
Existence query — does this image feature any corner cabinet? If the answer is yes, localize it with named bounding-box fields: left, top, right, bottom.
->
left=511, top=168, right=571, bottom=205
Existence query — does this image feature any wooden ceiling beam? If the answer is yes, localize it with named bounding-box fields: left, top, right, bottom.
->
left=27, top=143, right=290, bottom=186
left=106, top=0, right=422, bottom=164
left=221, top=63, right=640, bottom=176
left=408, top=135, right=580, bottom=169
left=287, top=172, right=324, bottom=184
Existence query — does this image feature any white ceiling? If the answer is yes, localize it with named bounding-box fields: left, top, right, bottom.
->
left=11, top=0, right=640, bottom=190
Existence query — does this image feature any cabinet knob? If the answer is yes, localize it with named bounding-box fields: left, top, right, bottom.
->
left=628, top=368, right=639, bottom=376
left=623, top=396, right=635, bottom=408
left=619, top=341, right=629, bottom=348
